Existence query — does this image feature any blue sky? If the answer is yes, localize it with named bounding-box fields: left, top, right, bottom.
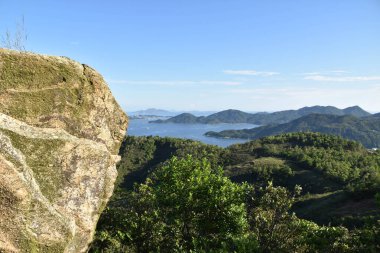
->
left=1, top=0, right=379, bottom=112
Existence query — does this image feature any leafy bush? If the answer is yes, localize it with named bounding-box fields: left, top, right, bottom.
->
left=92, top=156, right=251, bottom=252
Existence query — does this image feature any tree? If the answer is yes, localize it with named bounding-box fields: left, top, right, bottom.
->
left=247, top=182, right=303, bottom=253
left=152, top=156, right=249, bottom=251
left=1, top=16, right=27, bottom=51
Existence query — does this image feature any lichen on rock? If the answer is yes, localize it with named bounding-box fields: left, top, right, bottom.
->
left=0, top=49, right=128, bottom=253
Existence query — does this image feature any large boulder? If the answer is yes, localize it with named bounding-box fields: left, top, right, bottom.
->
left=0, top=49, right=128, bottom=252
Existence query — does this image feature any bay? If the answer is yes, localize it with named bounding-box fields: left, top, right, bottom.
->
left=127, top=118, right=258, bottom=147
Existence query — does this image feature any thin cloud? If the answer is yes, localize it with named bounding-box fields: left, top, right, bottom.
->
left=222, top=85, right=380, bottom=111
left=300, top=72, right=321, bottom=76
left=107, top=79, right=241, bottom=86
left=304, top=75, right=380, bottom=82
left=300, top=70, right=349, bottom=76
left=223, top=70, right=279, bottom=76
left=329, top=70, right=349, bottom=74
left=226, top=85, right=380, bottom=96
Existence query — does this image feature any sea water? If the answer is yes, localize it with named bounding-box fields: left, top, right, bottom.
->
left=127, top=118, right=258, bottom=147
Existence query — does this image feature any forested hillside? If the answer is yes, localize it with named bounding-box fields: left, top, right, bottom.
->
left=206, top=114, right=380, bottom=148
left=90, top=133, right=380, bottom=252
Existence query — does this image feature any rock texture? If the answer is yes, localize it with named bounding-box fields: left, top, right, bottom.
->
left=0, top=49, right=128, bottom=252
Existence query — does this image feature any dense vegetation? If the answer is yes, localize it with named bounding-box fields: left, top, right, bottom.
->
left=152, top=106, right=370, bottom=125
left=90, top=133, right=380, bottom=252
left=206, top=114, right=380, bottom=148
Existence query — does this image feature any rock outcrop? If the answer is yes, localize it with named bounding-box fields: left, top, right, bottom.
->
left=0, top=49, right=128, bottom=252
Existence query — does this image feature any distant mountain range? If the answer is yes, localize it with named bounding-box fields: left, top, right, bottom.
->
left=128, top=108, right=178, bottom=117
left=151, top=106, right=371, bottom=125
left=205, top=113, right=380, bottom=148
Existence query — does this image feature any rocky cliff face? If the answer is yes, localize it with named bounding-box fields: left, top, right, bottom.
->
left=0, top=49, right=128, bottom=252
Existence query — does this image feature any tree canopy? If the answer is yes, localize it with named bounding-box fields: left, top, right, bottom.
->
left=91, top=134, right=380, bottom=252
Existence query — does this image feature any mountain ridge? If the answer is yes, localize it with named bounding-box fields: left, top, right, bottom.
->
left=205, top=113, right=380, bottom=148
left=151, top=106, right=371, bottom=125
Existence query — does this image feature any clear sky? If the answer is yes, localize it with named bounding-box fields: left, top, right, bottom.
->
left=1, top=0, right=379, bottom=112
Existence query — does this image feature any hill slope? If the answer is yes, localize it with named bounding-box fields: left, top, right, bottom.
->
left=206, top=114, right=380, bottom=148
left=152, top=106, right=371, bottom=124
left=93, top=133, right=380, bottom=251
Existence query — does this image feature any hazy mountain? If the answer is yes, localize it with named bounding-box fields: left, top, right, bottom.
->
left=157, top=113, right=204, bottom=123
left=342, top=106, right=372, bottom=117
left=129, top=109, right=217, bottom=117
left=151, top=106, right=371, bottom=125
left=205, top=113, right=380, bottom=148
left=129, top=108, right=178, bottom=117
left=185, top=111, right=218, bottom=116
